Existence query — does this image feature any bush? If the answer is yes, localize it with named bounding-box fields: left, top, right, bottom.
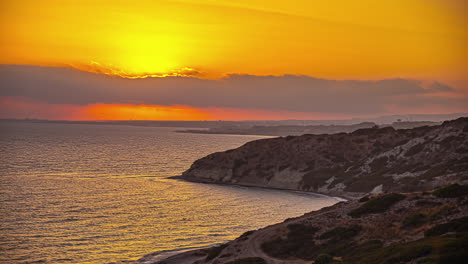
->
left=348, top=193, right=406, bottom=218
left=403, top=213, right=427, bottom=228
left=346, top=237, right=434, bottom=264
left=359, top=196, right=370, bottom=203
left=261, top=224, right=320, bottom=260
left=384, top=244, right=432, bottom=264
left=320, top=225, right=362, bottom=241
left=315, top=254, right=333, bottom=264
left=425, top=217, right=468, bottom=237
left=438, top=233, right=468, bottom=264
left=433, top=184, right=468, bottom=198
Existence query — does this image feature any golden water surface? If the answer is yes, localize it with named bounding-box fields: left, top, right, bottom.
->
left=0, top=122, right=337, bottom=263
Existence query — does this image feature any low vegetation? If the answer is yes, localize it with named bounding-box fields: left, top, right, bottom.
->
left=319, top=225, right=362, bottom=241
left=258, top=187, right=467, bottom=264
left=348, top=193, right=406, bottom=218
left=338, top=233, right=468, bottom=264
left=314, top=254, right=333, bottom=264
left=402, top=213, right=428, bottom=228
left=261, top=224, right=320, bottom=260
left=424, top=217, right=468, bottom=237
left=433, top=184, right=468, bottom=198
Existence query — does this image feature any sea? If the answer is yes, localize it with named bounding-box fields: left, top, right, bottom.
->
left=0, top=121, right=337, bottom=263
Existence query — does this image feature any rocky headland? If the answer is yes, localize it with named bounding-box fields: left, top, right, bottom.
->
left=177, top=121, right=440, bottom=137
left=179, top=117, right=468, bottom=199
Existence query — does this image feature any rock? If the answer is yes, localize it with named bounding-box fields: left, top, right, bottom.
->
left=181, top=117, right=468, bottom=199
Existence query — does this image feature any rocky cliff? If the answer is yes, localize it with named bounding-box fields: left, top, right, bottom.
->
left=178, top=121, right=440, bottom=137
left=181, top=118, right=468, bottom=199
left=139, top=185, right=468, bottom=264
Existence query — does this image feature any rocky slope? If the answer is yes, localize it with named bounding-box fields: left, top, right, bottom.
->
left=177, top=122, right=379, bottom=137
left=178, top=121, right=439, bottom=137
left=139, top=184, right=468, bottom=264
left=180, top=117, right=468, bottom=199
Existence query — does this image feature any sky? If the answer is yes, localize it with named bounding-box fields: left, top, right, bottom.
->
left=0, top=0, right=467, bottom=120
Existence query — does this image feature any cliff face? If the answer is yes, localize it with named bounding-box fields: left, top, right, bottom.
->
left=140, top=185, right=468, bottom=264
left=181, top=118, right=468, bottom=199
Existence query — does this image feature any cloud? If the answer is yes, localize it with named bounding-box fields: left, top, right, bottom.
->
left=1, top=65, right=467, bottom=118
left=426, top=82, right=454, bottom=92
left=69, top=62, right=205, bottom=79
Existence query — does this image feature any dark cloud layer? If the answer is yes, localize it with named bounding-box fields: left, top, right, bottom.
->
left=1, top=65, right=466, bottom=115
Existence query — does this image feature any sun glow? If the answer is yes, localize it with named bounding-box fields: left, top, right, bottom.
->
left=84, top=103, right=210, bottom=121
left=1, top=0, right=466, bottom=81
left=0, top=97, right=373, bottom=121
left=108, top=34, right=185, bottom=75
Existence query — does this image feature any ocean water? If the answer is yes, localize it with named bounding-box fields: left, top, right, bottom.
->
left=0, top=122, right=337, bottom=263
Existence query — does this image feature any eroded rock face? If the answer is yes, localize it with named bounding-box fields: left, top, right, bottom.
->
left=181, top=118, right=468, bottom=199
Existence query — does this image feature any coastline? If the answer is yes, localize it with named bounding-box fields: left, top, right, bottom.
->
left=136, top=246, right=213, bottom=264
left=138, top=177, right=346, bottom=263
left=168, top=175, right=350, bottom=201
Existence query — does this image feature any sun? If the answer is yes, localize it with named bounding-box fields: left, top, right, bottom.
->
left=114, top=34, right=182, bottom=74
left=69, top=33, right=199, bottom=78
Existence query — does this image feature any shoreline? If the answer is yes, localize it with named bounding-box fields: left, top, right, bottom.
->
left=168, top=175, right=350, bottom=201
left=139, top=177, right=346, bottom=263
left=136, top=245, right=213, bottom=264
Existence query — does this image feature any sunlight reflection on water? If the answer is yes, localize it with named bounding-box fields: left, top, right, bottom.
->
left=0, top=122, right=337, bottom=263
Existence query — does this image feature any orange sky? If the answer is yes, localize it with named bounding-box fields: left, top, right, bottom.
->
left=1, top=0, right=466, bottom=80
left=0, top=0, right=467, bottom=120
left=0, top=97, right=367, bottom=121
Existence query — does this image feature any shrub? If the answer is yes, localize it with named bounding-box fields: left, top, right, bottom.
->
left=384, top=244, right=432, bottom=264
left=359, top=196, right=370, bottom=203
left=348, top=193, right=406, bottom=218
left=346, top=238, right=434, bottom=264
left=438, top=232, right=468, bottom=264
left=261, top=224, right=320, bottom=260
left=425, top=217, right=468, bottom=237
left=433, top=184, right=468, bottom=198
left=403, top=213, right=427, bottom=228
left=320, top=225, right=362, bottom=240
left=315, top=254, right=333, bottom=264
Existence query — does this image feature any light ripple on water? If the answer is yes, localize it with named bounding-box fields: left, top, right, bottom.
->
left=0, top=122, right=337, bottom=263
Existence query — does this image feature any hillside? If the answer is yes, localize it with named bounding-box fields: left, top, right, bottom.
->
left=177, top=121, right=440, bottom=137
left=138, top=185, right=468, bottom=264
left=180, top=117, right=468, bottom=199
left=177, top=122, right=379, bottom=136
